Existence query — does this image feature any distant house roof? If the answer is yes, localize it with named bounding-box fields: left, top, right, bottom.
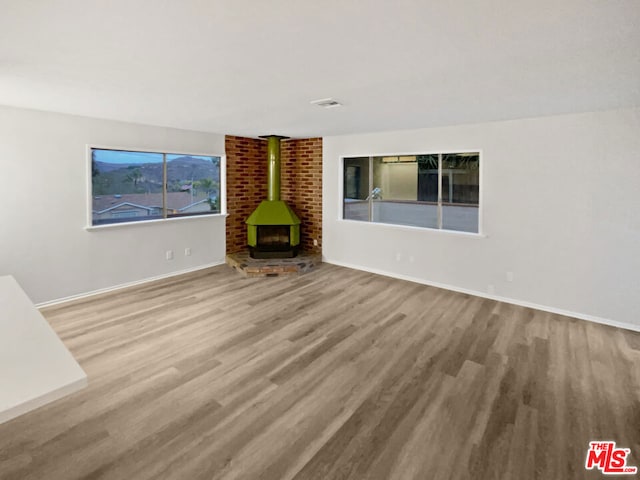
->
left=178, top=199, right=210, bottom=212
left=93, top=192, right=208, bottom=213
left=95, top=202, right=155, bottom=214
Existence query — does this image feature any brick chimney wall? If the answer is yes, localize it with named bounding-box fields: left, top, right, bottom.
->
left=225, top=136, right=267, bottom=254
left=281, top=138, right=323, bottom=254
left=224, top=135, right=322, bottom=255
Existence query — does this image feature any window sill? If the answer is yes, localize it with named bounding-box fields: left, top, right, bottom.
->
left=338, top=218, right=487, bottom=238
left=85, top=213, right=228, bottom=231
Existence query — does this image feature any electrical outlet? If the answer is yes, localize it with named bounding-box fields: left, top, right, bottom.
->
left=166, top=250, right=173, bottom=260
left=185, top=247, right=191, bottom=256
left=506, top=271, right=514, bottom=282
left=313, top=239, right=318, bottom=247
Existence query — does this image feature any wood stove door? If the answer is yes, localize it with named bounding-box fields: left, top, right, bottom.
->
left=256, top=225, right=290, bottom=251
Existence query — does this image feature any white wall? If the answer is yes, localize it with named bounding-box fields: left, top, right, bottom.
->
left=323, top=107, right=640, bottom=330
left=0, top=105, right=226, bottom=304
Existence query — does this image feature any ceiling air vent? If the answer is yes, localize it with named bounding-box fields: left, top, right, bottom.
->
left=310, top=98, right=342, bottom=108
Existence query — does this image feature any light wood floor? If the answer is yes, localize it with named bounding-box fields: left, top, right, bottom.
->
left=1, top=264, right=639, bottom=480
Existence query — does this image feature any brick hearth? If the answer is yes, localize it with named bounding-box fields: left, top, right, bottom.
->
left=225, top=250, right=321, bottom=277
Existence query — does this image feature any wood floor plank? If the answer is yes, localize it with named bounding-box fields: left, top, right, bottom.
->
left=1, top=263, right=639, bottom=480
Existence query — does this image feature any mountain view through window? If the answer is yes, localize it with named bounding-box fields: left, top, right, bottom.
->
left=91, top=149, right=221, bottom=226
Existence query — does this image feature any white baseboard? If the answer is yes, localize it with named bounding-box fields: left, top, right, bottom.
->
left=323, top=258, right=640, bottom=333
left=36, top=261, right=226, bottom=309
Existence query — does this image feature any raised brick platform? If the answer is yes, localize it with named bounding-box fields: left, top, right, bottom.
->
left=226, top=250, right=321, bottom=277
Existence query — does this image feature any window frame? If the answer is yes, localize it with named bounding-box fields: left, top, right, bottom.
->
left=86, top=144, right=226, bottom=230
left=339, top=150, right=483, bottom=236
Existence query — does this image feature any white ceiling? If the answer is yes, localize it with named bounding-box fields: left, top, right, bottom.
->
left=1, top=0, right=639, bottom=138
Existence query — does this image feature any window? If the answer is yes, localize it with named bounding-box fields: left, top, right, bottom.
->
left=343, top=152, right=480, bottom=233
left=91, top=148, right=222, bottom=226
